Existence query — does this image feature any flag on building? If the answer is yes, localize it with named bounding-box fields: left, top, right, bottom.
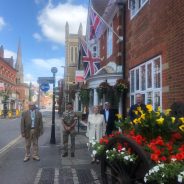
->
left=79, top=37, right=100, bottom=79
left=89, top=6, right=102, bottom=40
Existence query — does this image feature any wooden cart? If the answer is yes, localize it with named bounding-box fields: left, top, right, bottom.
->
left=99, top=135, right=153, bottom=184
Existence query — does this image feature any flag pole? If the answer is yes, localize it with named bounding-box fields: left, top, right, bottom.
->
left=90, top=4, right=123, bottom=41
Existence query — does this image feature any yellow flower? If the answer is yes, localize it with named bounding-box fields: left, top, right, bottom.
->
left=133, top=118, right=139, bottom=124
left=116, top=114, right=122, bottom=120
left=155, top=111, right=160, bottom=117
left=137, top=118, right=141, bottom=124
left=133, top=110, right=138, bottom=115
left=146, top=104, right=153, bottom=112
left=179, top=117, right=184, bottom=124
left=140, top=113, right=146, bottom=120
left=137, top=107, right=141, bottom=112
left=157, top=106, right=161, bottom=112
left=171, top=117, right=175, bottom=123
left=179, top=125, right=184, bottom=132
left=165, top=109, right=171, bottom=116
left=156, top=117, right=164, bottom=125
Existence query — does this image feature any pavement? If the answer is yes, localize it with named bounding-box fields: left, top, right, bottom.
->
left=0, top=111, right=102, bottom=184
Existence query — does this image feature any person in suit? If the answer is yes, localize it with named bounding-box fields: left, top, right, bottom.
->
left=128, top=93, right=147, bottom=122
left=101, top=102, right=117, bottom=135
left=21, top=102, right=43, bottom=162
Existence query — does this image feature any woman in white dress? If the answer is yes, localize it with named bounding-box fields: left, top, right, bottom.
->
left=87, top=105, right=105, bottom=162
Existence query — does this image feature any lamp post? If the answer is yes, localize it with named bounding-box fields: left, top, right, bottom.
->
left=50, top=67, right=58, bottom=144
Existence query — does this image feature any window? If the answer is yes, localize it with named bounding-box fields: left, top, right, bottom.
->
left=130, top=56, right=162, bottom=110
left=128, top=0, right=148, bottom=18
left=75, top=47, right=78, bottom=63
left=107, top=24, right=113, bottom=58
left=70, top=47, right=74, bottom=63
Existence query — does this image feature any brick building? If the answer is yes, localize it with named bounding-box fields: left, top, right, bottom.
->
left=0, top=44, right=29, bottom=112
left=126, top=0, right=184, bottom=110
left=85, top=0, right=184, bottom=113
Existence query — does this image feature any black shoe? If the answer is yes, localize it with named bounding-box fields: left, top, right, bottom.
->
left=62, top=153, right=68, bottom=157
left=71, top=153, right=75, bottom=157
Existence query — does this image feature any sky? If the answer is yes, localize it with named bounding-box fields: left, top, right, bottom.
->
left=0, top=0, right=88, bottom=85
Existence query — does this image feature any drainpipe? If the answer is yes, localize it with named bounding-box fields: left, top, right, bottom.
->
left=117, top=0, right=126, bottom=117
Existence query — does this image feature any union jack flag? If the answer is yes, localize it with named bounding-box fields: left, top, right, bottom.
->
left=89, top=6, right=103, bottom=40
left=79, top=37, right=100, bottom=79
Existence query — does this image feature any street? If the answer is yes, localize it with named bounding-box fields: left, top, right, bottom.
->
left=0, top=110, right=101, bottom=184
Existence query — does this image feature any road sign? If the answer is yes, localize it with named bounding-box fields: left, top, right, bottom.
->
left=40, top=83, right=50, bottom=92
left=38, top=77, right=54, bottom=84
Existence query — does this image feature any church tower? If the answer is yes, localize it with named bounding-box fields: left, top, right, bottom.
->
left=15, top=40, right=24, bottom=84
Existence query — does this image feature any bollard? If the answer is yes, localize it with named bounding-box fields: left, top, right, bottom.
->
left=8, top=111, right=12, bottom=118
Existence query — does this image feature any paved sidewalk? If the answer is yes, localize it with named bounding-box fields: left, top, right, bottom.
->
left=37, top=112, right=102, bottom=184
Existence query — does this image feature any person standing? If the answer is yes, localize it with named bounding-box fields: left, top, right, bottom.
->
left=61, top=102, right=78, bottom=157
left=21, top=102, right=43, bottom=162
left=128, top=93, right=147, bottom=122
left=101, top=102, right=117, bottom=135
left=87, top=105, right=105, bottom=163
left=88, top=105, right=105, bottom=143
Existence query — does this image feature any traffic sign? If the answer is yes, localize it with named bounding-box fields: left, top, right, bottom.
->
left=40, top=83, right=50, bottom=92
left=38, top=77, right=54, bottom=84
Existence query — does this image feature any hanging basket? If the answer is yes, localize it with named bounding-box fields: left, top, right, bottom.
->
left=113, top=79, right=128, bottom=94
left=96, top=82, right=111, bottom=99
left=79, top=88, right=90, bottom=106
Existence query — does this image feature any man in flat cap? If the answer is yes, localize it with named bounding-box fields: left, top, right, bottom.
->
left=21, top=102, right=43, bottom=162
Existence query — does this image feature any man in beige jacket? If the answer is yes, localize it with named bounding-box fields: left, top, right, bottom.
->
left=21, top=102, right=43, bottom=162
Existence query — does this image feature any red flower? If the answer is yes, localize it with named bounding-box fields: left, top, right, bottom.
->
left=175, top=153, right=184, bottom=161
left=171, top=132, right=182, bottom=140
left=117, top=143, right=123, bottom=152
left=151, top=154, right=159, bottom=162
left=160, top=156, right=167, bottom=162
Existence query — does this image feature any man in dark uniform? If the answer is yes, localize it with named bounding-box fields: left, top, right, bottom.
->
left=101, top=102, right=117, bottom=135
left=129, top=93, right=147, bottom=122
left=61, top=102, right=77, bottom=157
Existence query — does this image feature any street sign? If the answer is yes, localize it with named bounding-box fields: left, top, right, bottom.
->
left=38, top=77, right=54, bottom=84
left=40, top=83, right=50, bottom=92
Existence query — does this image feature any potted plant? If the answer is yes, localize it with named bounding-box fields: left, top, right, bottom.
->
left=96, top=81, right=111, bottom=99
left=113, top=79, right=128, bottom=94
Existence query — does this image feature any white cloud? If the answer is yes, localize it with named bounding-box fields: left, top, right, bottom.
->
left=4, top=49, right=17, bottom=59
left=32, top=57, right=65, bottom=69
left=37, top=2, right=87, bottom=44
left=33, top=32, right=42, bottom=42
left=24, top=73, right=36, bottom=84
left=31, top=57, right=65, bottom=83
left=0, top=17, right=6, bottom=31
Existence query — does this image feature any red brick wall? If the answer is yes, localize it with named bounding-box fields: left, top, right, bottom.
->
left=100, top=11, right=122, bottom=67
left=125, top=0, right=184, bottom=109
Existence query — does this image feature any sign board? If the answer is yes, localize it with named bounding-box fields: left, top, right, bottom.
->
left=0, top=83, right=5, bottom=91
left=40, top=83, right=50, bottom=92
left=75, top=70, right=84, bottom=83
left=38, top=77, right=54, bottom=84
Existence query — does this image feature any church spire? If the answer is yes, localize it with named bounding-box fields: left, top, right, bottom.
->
left=15, top=39, right=24, bottom=83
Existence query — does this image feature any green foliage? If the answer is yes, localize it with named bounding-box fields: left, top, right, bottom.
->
left=79, top=88, right=90, bottom=106
left=144, top=161, right=184, bottom=183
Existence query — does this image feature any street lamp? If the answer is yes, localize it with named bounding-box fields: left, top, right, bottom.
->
left=50, top=67, right=58, bottom=144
